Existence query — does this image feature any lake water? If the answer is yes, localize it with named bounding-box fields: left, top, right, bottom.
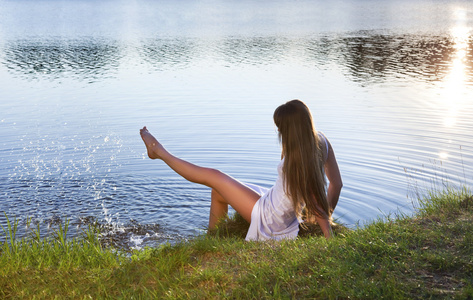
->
left=1, top=0, right=472, bottom=249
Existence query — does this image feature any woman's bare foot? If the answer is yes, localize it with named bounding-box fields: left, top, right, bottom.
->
left=140, top=126, right=164, bottom=159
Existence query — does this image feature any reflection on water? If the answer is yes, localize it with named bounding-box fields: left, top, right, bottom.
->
left=1, top=0, right=473, bottom=249
left=340, top=34, right=469, bottom=84
left=3, top=40, right=122, bottom=82
left=3, top=34, right=472, bottom=85
left=140, top=39, right=198, bottom=71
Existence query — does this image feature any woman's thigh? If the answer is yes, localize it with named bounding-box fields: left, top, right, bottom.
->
left=204, top=168, right=260, bottom=222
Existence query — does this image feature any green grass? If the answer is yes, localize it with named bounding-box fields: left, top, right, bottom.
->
left=1, top=188, right=472, bottom=299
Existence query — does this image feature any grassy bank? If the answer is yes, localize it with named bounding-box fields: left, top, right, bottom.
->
left=1, top=189, right=472, bottom=299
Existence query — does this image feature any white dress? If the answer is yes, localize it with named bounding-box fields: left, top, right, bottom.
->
left=245, top=159, right=301, bottom=241
left=245, top=132, right=329, bottom=241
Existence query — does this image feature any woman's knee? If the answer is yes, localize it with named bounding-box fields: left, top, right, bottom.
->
left=202, top=168, right=228, bottom=187
left=211, top=188, right=224, bottom=202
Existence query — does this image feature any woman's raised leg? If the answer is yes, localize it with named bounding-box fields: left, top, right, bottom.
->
left=140, top=127, right=260, bottom=228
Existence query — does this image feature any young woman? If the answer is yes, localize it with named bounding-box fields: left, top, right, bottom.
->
left=140, top=99, right=342, bottom=240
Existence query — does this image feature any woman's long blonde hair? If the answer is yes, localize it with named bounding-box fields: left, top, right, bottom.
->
left=273, top=99, right=330, bottom=219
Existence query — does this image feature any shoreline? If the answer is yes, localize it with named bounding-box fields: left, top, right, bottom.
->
left=1, top=188, right=472, bottom=298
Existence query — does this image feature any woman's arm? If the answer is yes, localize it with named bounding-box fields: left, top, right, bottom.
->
left=314, top=213, right=334, bottom=239
left=324, top=139, right=343, bottom=211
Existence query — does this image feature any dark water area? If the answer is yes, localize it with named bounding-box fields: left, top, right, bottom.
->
left=1, top=0, right=473, bottom=249
left=3, top=34, right=473, bottom=84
